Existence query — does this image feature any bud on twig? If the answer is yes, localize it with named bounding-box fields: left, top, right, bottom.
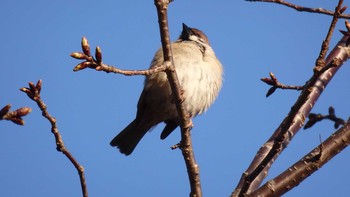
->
left=261, top=78, right=275, bottom=86
left=70, top=52, right=88, bottom=60
left=345, top=20, right=350, bottom=32
left=95, top=46, right=102, bottom=63
left=269, top=72, right=277, bottom=83
left=0, top=104, right=11, bottom=117
left=36, top=79, right=42, bottom=94
left=81, top=37, right=91, bottom=56
left=11, top=117, right=24, bottom=125
left=328, top=106, right=335, bottom=116
left=15, top=107, right=32, bottom=116
left=266, top=87, right=277, bottom=97
left=73, top=61, right=93, bottom=72
left=28, top=82, right=36, bottom=92
left=340, top=6, right=347, bottom=14
left=20, top=87, right=34, bottom=99
left=20, top=87, right=31, bottom=94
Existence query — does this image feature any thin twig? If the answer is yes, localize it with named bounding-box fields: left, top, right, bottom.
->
left=233, top=1, right=347, bottom=196
left=71, top=37, right=167, bottom=76
left=248, top=119, right=350, bottom=197
left=261, top=72, right=303, bottom=97
left=20, top=80, right=88, bottom=197
left=154, top=0, right=202, bottom=196
left=304, top=106, right=346, bottom=129
left=315, top=0, right=345, bottom=72
left=236, top=37, right=348, bottom=197
left=246, top=0, right=350, bottom=19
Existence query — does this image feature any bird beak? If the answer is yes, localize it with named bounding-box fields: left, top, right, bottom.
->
left=182, top=23, right=192, bottom=36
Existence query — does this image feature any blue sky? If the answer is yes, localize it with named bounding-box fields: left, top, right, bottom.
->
left=1, top=1, right=349, bottom=197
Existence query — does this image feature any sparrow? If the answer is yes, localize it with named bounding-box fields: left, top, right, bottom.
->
left=110, top=23, right=223, bottom=155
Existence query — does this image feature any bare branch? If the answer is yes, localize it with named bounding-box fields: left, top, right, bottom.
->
left=20, top=80, right=88, bottom=197
left=233, top=1, right=350, bottom=196
left=0, top=104, right=31, bottom=125
left=71, top=37, right=167, bottom=76
left=315, top=0, right=345, bottom=72
left=248, top=119, right=350, bottom=197
left=247, top=0, right=350, bottom=19
left=154, top=0, right=202, bottom=196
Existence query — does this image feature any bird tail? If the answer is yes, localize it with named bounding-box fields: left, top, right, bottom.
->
left=110, top=119, right=151, bottom=155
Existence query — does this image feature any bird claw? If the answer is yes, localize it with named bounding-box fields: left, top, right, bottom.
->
left=171, top=89, right=185, bottom=104
left=184, top=118, right=193, bottom=130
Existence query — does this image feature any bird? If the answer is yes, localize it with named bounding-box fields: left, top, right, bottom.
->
left=110, top=23, right=223, bottom=155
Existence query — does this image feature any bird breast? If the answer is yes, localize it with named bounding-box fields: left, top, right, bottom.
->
left=145, top=41, right=223, bottom=118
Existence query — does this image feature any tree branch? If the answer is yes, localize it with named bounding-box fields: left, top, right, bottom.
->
left=234, top=36, right=349, bottom=197
left=20, top=80, right=88, bottom=197
left=154, top=0, right=202, bottom=196
left=248, top=119, right=350, bottom=197
left=71, top=37, right=167, bottom=76
left=233, top=1, right=349, bottom=196
left=246, top=0, right=350, bottom=19
left=71, top=1, right=202, bottom=196
left=315, top=0, right=345, bottom=72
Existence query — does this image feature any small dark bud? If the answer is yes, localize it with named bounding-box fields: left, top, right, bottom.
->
left=334, top=122, right=340, bottom=129
left=308, top=113, right=317, bottom=119
left=340, top=6, right=347, bottom=14
left=36, top=79, right=42, bottom=93
left=266, top=87, right=276, bottom=97
left=11, top=117, right=24, bottom=125
left=339, top=29, right=350, bottom=36
left=328, top=106, right=335, bottom=116
left=0, top=104, right=11, bottom=117
left=261, top=78, right=275, bottom=85
left=28, top=82, right=36, bottom=91
left=95, top=46, right=102, bottom=63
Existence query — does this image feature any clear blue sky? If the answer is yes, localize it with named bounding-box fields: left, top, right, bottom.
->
left=1, top=1, right=349, bottom=197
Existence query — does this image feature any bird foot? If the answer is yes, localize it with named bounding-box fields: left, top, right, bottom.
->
left=171, top=89, right=185, bottom=104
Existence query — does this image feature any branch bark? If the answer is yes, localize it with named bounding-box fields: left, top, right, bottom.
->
left=248, top=119, right=350, bottom=197
left=246, top=0, right=350, bottom=19
left=233, top=1, right=349, bottom=196
left=71, top=38, right=167, bottom=76
left=154, top=1, right=202, bottom=196
left=71, top=1, right=202, bottom=196
left=233, top=35, right=350, bottom=197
